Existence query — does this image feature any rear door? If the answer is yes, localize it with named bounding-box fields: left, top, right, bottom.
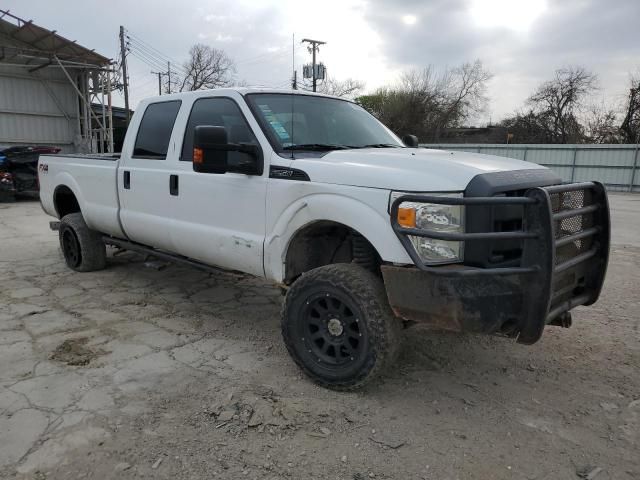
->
left=118, top=99, right=182, bottom=251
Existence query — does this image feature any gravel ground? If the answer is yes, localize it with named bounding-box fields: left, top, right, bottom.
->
left=0, top=195, right=638, bottom=480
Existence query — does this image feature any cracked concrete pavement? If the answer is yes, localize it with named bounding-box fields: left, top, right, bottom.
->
left=0, top=196, right=639, bottom=479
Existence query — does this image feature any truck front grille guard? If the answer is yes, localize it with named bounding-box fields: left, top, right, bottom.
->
left=390, top=182, right=610, bottom=344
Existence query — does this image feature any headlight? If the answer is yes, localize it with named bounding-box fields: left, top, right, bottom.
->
left=390, top=192, right=464, bottom=264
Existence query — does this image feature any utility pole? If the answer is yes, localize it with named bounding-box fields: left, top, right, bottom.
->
left=291, top=33, right=297, bottom=90
left=151, top=71, right=164, bottom=95
left=119, top=26, right=130, bottom=125
left=167, top=61, right=171, bottom=94
left=301, top=38, right=325, bottom=92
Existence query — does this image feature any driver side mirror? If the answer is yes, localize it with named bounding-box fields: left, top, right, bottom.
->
left=402, top=134, right=419, bottom=148
left=193, top=125, right=261, bottom=175
left=193, top=125, right=229, bottom=174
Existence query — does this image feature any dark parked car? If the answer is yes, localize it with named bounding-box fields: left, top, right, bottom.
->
left=0, top=146, right=61, bottom=202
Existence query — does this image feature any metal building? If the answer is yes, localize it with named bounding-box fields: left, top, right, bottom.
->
left=0, top=9, right=114, bottom=153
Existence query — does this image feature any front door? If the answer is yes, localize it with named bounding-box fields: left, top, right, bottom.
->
left=170, top=94, right=268, bottom=277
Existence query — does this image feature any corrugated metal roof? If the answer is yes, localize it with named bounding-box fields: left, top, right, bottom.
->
left=0, top=9, right=110, bottom=66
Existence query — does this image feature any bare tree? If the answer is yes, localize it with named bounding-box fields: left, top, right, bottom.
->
left=620, top=73, right=640, bottom=143
left=357, top=60, right=492, bottom=141
left=527, top=66, right=598, bottom=143
left=440, top=60, right=492, bottom=127
left=317, top=77, right=365, bottom=99
left=585, top=103, right=621, bottom=143
left=178, top=44, right=235, bottom=92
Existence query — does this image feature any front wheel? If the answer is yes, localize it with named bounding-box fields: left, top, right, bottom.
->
left=281, top=264, right=401, bottom=390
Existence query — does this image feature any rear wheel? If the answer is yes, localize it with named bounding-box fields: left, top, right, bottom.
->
left=282, top=264, right=401, bottom=390
left=59, top=213, right=106, bottom=272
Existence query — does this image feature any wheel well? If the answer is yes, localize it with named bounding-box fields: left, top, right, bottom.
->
left=284, top=221, right=381, bottom=284
left=53, top=185, right=80, bottom=219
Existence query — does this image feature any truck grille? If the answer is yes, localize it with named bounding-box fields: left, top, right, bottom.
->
left=464, top=194, right=526, bottom=268
left=545, top=185, right=606, bottom=315
left=550, top=189, right=594, bottom=265
left=470, top=187, right=600, bottom=270
left=465, top=182, right=609, bottom=338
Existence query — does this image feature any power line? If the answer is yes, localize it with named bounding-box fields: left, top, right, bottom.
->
left=129, top=50, right=167, bottom=72
left=128, top=40, right=187, bottom=75
left=127, top=40, right=169, bottom=66
left=127, top=39, right=188, bottom=77
left=126, top=30, right=184, bottom=68
left=124, top=29, right=190, bottom=90
left=122, top=27, right=301, bottom=97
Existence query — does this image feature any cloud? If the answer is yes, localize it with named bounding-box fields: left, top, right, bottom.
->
left=364, top=0, right=640, bottom=120
left=3, top=0, right=638, bottom=121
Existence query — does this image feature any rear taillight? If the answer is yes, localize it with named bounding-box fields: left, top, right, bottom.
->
left=0, top=172, right=14, bottom=184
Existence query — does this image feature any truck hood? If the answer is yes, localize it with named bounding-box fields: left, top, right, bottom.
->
left=291, top=148, right=548, bottom=191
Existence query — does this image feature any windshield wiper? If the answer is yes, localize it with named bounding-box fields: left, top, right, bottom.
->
left=348, top=143, right=403, bottom=149
left=282, top=143, right=352, bottom=151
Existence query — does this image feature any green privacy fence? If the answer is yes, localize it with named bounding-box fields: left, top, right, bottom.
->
left=422, top=144, right=640, bottom=192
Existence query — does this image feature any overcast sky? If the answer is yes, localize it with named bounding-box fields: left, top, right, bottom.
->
left=4, top=0, right=639, bottom=123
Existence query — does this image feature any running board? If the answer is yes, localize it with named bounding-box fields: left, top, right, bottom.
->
left=102, top=236, right=241, bottom=276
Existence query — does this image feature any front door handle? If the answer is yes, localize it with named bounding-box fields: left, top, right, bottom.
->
left=169, top=174, right=179, bottom=196
left=123, top=171, right=130, bottom=189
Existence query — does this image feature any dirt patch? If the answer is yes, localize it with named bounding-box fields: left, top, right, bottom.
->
left=2, top=198, right=639, bottom=479
left=50, top=337, right=105, bottom=366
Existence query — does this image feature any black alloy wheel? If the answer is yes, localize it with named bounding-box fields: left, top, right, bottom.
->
left=302, top=291, right=367, bottom=366
left=61, top=227, right=82, bottom=268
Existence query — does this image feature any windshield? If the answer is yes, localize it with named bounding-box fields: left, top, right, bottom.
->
left=245, top=93, right=404, bottom=152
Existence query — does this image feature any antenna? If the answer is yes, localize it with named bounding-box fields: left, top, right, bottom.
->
left=291, top=83, right=295, bottom=159
left=291, top=32, right=295, bottom=159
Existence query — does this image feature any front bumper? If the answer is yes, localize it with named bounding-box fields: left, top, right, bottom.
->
left=384, top=181, right=610, bottom=344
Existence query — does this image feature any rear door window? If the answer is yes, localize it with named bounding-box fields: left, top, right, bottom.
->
left=133, top=100, right=181, bottom=159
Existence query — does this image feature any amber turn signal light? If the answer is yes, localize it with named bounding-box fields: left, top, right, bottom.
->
left=193, top=147, right=203, bottom=164
left=397, top=207, right=416, bottom=228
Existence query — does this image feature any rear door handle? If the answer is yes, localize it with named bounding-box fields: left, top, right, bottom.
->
left=123, top=171, right=130, bottom=189
left=169, top=174, right=179, bottom=196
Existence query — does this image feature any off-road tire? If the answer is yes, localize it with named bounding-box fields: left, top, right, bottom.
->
left=59, top=212, right=106, bottom=272
left=282, top=264, right=401, bottom=390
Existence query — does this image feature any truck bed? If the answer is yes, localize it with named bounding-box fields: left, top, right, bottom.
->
left=38, top=153, right=125, bottom=238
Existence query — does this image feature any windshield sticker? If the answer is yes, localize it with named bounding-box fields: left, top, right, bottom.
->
left=258, top=104, right=290, bottom=141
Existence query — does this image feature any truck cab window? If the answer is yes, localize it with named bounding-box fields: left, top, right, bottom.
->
left=132, top=100, right=181, bottom=159
left=245, top=93, right=403, bottom=152
left=181, top=97, right=258, bottom=167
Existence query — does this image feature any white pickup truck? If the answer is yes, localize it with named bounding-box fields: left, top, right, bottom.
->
left=38, top=88, right=610, bottom=390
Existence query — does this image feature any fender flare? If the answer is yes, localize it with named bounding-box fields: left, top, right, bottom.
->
left=52, top=172, right=86, bottom=218
left=264, top=193, right=412, bottom=282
